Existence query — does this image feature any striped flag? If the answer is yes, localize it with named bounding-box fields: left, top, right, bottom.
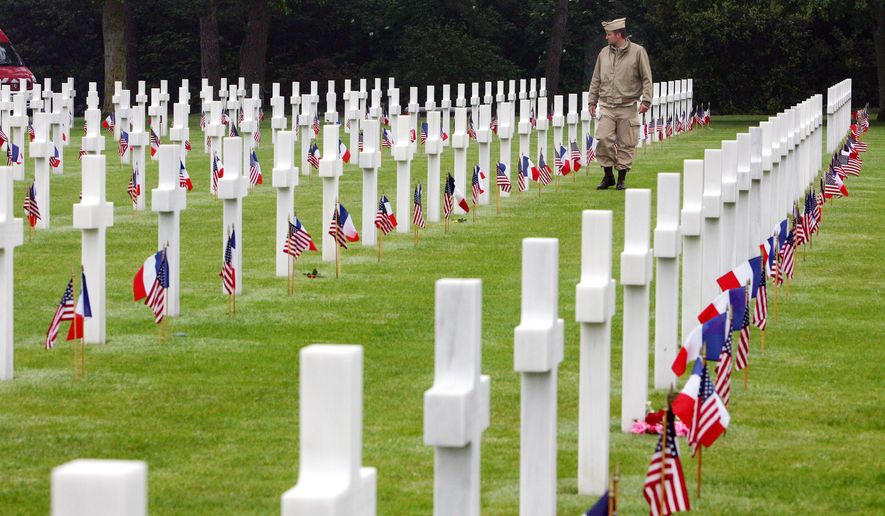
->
left=673, top=359, right=730, bottom=454
left=753, top=260, right=768, bottom=331
left=283, top=216, right=317, bottom=258
left=420, top=122, right=428, bottom=144
left=358, top=130, right=364, bottom=152
left=412, top=183, right=426, bottom=228
left=554, top=143, right=571, bottom=175
left=586, top=135, right=598, bottom=163
left=28, top=119, right=35, bottom=142
left=329, top=203, right=359, bottom=248
left=382, top=128, right=393, bottom=148
left=642, top=410, right=690, bottom=516
left=517, top=156, right=527, bottom=192
left=0, top=128, right=7, bottom=147
left=253, top=128, right=261, bottom=144
left=471, top=165, right=484, bottom=204
left=212, top=153, right=224, bottom=193
left=65, top=272, right=92, bottom=341
left=185, top=139, right=192, bottom=152
left=570, top=140, right=582, bottom=171
left=45, top=278, right=76, bottom=349
left=146, top=249, right=169, bottom=323
left=6, top=143, right=22, bottom=166
left=249, top=150, right=263, bottom=186
left=467, top=116, right=477, bottom=140
left=199, top=111, right=207, bottom=129
left=374, top=195, right=396, bottom=235
left=307, top=142, right=321, bottom=169
left=119, top=130, right=129, bottom=156
left=312, top=114, right=320, bottom=136
left=78, top=147, right=87, bottom=160
left=496, top=162, right=511, bottom=193
left=338, top=140, right=351, bottom=163
left=221, top=227, right=236, bottom=294
left=127, top=165, right=140, bottom=206
left=150, top=128, right=160, bottom=157
left=179, top=161, right=193, bottom=191
left=443, top=174, right=455, bottom=220
left=716, top=332, right=733, bottom=407
left=536, top=152, right=553, bottom=185
left=779, top=230, right=795, bottom=282
left=824, top=168, right=848, bottom=198
left=49, top=146, right=61, bottom=168
left=23, top=182, right=40, bottom=228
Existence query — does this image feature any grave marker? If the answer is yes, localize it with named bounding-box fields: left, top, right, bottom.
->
left=425, top=111, right=443, bottom=221
left=218, top=137, right=248, bottom=294
left=424, top=279, right=490, bottom=516
left=654, top=173, right=681, bottom=389
left=29, top=113, right=52, bottom=229
left=152, top=145, right=186, bottom=316
left=680, top=160, right=704, bottom=343
left=51, top=459, right=147, bottom=516
left=476, top=104, right=492, bottom=204
left=0, top=163, right=23, bottom=380
left=319, top=123, right=343, bottom=261
left=73, top=154, right=114, bottom=343
left=497, top=101, right=513, bottom=198
left=358, top=119, right=381, bottom=246
left=702, top=149, right=723, bottom=304
left=452, top=108, right=469, bottom=214
left=514, top=238, right=563, bottom=515
left=273, top=130, right=299, bottom=276
left=280, top=345, right=376, bottom=516
left=393, top=113, right=412, bottom=233
left=441, top=84, right=451, bottom=147
left=128, top=105, right=148, bottom=210
left=517, top=99, right=532, bottom=193
left=720, top=140, right=738, bottom=272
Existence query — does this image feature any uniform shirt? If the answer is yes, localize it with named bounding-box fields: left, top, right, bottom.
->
left=587, top=40, right=653, bottom=108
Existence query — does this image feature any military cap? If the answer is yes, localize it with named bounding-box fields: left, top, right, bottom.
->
left=601, top=18, right=626, bottom=31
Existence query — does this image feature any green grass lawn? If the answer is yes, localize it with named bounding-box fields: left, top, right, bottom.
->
left=1, top=114, right=882, bottom=514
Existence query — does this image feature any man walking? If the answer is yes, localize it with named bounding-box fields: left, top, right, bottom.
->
left=587, top=17, right=653, bottom=190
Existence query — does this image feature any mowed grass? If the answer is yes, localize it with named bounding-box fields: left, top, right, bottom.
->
left=1, top=113, right=883, bottom=514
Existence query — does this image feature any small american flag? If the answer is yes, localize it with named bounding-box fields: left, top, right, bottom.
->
left=23, top=182, right=40, bottom=228
left=185, top=139, right=192, bottom=151
left=150, top=128, right=161, bottom=157
left=467, top=116, right=477, bottom=140
left=496, top=162, right=510, bottom=193
left=374, top=195, right=396, bottom=235
left=222, top=110, right=230, bottom=126
left=688, top=360, right=728, bottom=454
left=253, top=128, right=262, bottom=144
left=471, top=165, right=484, bottom=204
left=753, top=263, right=768, bottom=333
left=179, top=160, right=193, bottom=191
left=45, top=278, right=76, bottom=349
left=284, top=216, right=317, bottom=258
left=536, top=152, right=553, bottom=185
left=570, top=141, right=582, bottom=171
left=312, top=114, right=320, bottom=136
left=666, top=117, right=674, bottom=137
left=490, top=117, right=498, bottom=135
left=119, top=131, right=129, bottom=156
left=77, top=147, right=87, bottom=161
left=420, top=122, right=428, bottom=144
left=642, top=410, right=690, bottom=516
left=585, top=134, right=597, bottom=164
left=307, top=142, right=321, bottom=169
left=517, top=157, right=527, bottom=192
left=329, top=204, right=348, bottom=249
left=382, top=128, right=393, bottom=148
left=716, top=332, right=733, bottom=407
left=794, top=206, right=807, bottom=247
left=779, top=230, right=795, bottom=282
left=824, top=168, right=844, bottom=198
left=358, top=130, right=364, bottom=152
left=212, top=154, right=224, bottom=193
left=412, top=183, right=426, bottom=228
left=28, top=120, right=36, bottom=141
left=529, top=107, right=536, bottom=128
left=813, top=191, right=822, bottom=233
left=221, top=227, right=237, bottom=294
left=443, top=174, right=455, bottom=220
left=49, top=146, right=61, bottom=168
left=127, top=165, right=140, bottom=206
left=199, top=112, right=207, bottom=129
left=146, top=249, right=169, bottom=323
left=238, top=107, right=245, bottom=124
left=249, top=150, right=263, bottom=186
left=229, top=123, right=239, bottom=138
left=0, top=128, right=8, bottom=147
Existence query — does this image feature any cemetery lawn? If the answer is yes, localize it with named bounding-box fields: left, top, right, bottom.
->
left=2, top=117, right=883, bottom=514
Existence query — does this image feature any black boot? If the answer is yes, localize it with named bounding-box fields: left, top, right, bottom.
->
left=596, top=167, right=615, bottom=190
left=616, top=168, right=629, bottom=190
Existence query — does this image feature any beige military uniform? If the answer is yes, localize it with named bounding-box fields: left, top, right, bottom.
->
left=587, top=40, right=653, bottom=170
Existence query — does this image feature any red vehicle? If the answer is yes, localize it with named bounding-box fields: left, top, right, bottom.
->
left=0, top=30, right=35, bottom=91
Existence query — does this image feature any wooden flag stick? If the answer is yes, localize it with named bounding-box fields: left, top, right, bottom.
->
left=71, top=270, right=78, bottom=381
left=80, top=340, right=86, bottom=379
left=472, top=202, right=476, bottom=223
left=611, top=461, right=620, bottom=516
left=413, top=225, right=418, bottom=246
left=445, top=216, right=449, bottom=234
left=744, top=363, right=749, bottom=391
left=761, top=329, right=766, bottom=353
left=233, top=291, right=236, bottom=316
left=495, top=186, right=500, bottom=214
left=660, top=407, right=668, bottom=515
left=696, top=446, right=703, bottom=499
left=377, top=232, right=383, bottom=262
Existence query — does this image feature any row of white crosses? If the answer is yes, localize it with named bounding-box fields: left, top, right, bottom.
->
left=643, top=78, right=694, bottom=145
left=826, top=78, right=852, bottom=154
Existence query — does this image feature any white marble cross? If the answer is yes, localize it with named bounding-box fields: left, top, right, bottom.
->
left=408, top=87, right=419, bottom=154
left=483, top=81, right=493, bottom=105
left=73, top=154, right=114, bottom=344
left=424, top=279, right=490, bottom=516
left=270, top=83, right=285, bottom=144
left=514, top=238, right=563, bottom=515
left=424, top=111, right=443, bottom=221
left=575, top=210, right=616, bottom=495
left=218, top=137, right=248, bottom=294
left=319, top=123, right=343, bottom=261
left=206, top=100, right=225, bottom=193
left=701, top=149, right=724, bottom=304
left=30, top=83, right=44, bottom=113
left=470, top=82, right=480, bottom=130
left=720, top=140, right=738, bottom=273
left=273, top=130, right=299, bottom=276
left=152, top=145, right=186, bottom=316
left=535, top=97, right=549, bottom=171
left=440, top=84, right=451, bottom=147
left=469, top=104, right=488, bottom=204
left=158, top=80, right=170, bottom=136
left=325, top=80, right=337, bottom=124
left=280, top=345, right=377, bottom=516
left=551, top=95, right=565, bottom=169
left=393, top=113, right=412, bottom=233
left=0, top=163, right=23, bottom=380
left=508, top=79, right=517, bottom=102
left=620, top=189, right=653, bottom=432
left=240, top=97, right=259, bottom=174
left=496, top=101, right=513, bottom=198
left=81, top=84, right=105, bottom=158
left=680, top=160, right=704, bottom=343
left=289, top=81, right=301, bottom=133
left=456, top=83, right=466, bottom=109
left=7, top=87, right=28, bottom=181
left=111, top=80, right=123, bottom=141
left=452, top=108, right=469, bottom=214
left=495, top=80, right=505, bottom=104
left=169, top=101, right=190, bottom=166
left=735, top=134, right=752, bottom=264
left=135, top=81, right=148, bottom=109
left=358, top=119, right=381, bottom=246
left=60, top=80, right=74, bottom=145
left=309, top=81, right=319, bottom=133
left=298, top=95, right=312, bottom=178
left=52, top=459, right=147, bottom=516
left=519, top=79, right=527, bottom=100
left=28, top=113, right=52, bottom=229
left=651, top=83, right=661, bottom=143
left=346, top=90, right=360, bottom=165
left=581, top=91, right=592, bottom=167
left=148, top=88, right=162, bottom=160
left=49, top=93, right=65, bottom=174
left=653, top=174, right=681, bottom=390
left=517, top=99, right=532, bottom=193
left=128, top=105, right=149, bottom=210
left=748, top=127, right=763, bottom=251
left=118, top=90, right=132, bottom=165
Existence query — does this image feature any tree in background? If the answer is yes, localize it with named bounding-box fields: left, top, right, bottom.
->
left=102, top=0, right=127, bottom=112
left=543, top=0, right=569, bottom=97
left=199, top=0, right=221, bottom=89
